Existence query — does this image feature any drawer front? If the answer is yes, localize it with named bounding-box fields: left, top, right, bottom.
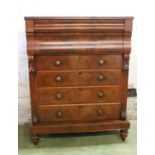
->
left=37, top=70, right=122, bottom=87
left=35, top=55, right=122, bottom=71
left=37, top=103, right=121, bottom=122
left=38, top=86, right=121, bottom=104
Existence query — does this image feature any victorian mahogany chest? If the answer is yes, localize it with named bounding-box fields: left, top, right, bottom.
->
left=25, top=17, right=133, bottom=144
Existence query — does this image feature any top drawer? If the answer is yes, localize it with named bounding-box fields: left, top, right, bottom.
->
left=35, top=55, right=122, bottom=71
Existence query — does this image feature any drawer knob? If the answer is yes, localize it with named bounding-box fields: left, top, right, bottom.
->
left=99, top=60, right=105, bottom=65
left=98, top=75, right=105, bottom=81
left=55, top=76, right=62, bottom=82
left=98, top=91, right=104, bottom=98
left=56, top=93, right=63, bottom=100
left=56, top=111, right=63, bottom=118
left=55, top=60, right=62, bottom=66
left=97, top=109, right=103, bottom=116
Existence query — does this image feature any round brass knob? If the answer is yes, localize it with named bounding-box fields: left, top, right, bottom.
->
left=97, top=109, right=103, bottom=116
left=56, top=93, right=63, bottom=100
left=98, top=91, right=104, bottom=98
left=99, top=60, right=105, bottom=65
left=98, top=75, right=105, bottom=81
left=56, top=111, right=63, bottom=118
left=55, top=60, right=61, bottom=66
left=55, top=76, right=62, bottom=82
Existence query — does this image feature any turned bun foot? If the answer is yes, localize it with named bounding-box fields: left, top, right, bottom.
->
left=120, top=130, right=128, bottom=141
left=31, top=135, right=39, bottom=145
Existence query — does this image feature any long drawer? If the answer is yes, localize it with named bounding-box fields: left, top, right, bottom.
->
left=37, top=70, right=122, bottom=87
left=37, top=103, right=121, bottom=123
left=38, top=86, right=121, bottom=104
left=35, top=55, right=122, bottom=71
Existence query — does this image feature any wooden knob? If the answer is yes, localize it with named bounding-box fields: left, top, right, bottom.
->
left=99, top=60, right=105, bottom=65
left=56, top=93, right=63, bottom=100
left=97, top=109, right=103, bottom=116
left=55, top=76, right=62, bottom=82
left=56, top=111, right=63, bottom=118
left=55, top=60, right=61, bottom=66
left=98, top=91, right=104, bottom=98
left=98, top=75, right=105, bottom=81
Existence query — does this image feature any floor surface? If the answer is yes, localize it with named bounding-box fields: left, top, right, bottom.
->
left=18, top=120, right=136, bottom=155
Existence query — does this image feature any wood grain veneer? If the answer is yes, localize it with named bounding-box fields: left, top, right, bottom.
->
left=25, top=17, right=133, bottom=144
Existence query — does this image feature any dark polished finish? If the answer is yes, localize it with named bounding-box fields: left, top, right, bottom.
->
left=25, top=17, right=133, bottom=144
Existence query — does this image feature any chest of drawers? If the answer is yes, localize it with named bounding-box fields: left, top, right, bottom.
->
left=25, top=17, right=133, bottom=144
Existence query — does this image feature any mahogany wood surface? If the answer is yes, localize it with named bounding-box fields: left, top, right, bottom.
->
left=37, top=103, right=121, bottom=122
left=25, top=17, right=133, bottom=144
left=35, top=55, right=122, bottom=70
left=36, top=70, right=122, bottom=87
left=29, top=120, right=130, bottom=134
left=38, top=86, right=121, bottom=104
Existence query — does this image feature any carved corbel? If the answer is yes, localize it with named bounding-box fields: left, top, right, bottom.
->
left=32, top=115, right=38, bottom=124
left=28, top=55, right=35, bottom=73
left=123, top=54, right=130, bottom=71
left=120, top=111, right=126, bottom=120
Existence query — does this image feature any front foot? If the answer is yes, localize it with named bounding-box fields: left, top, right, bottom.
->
left=31, top=134, right=39, bottom=145
left=120, top=130, right=128, bottom=141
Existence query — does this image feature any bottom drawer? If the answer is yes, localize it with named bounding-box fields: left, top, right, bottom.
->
left=37, top=103, right=121, bottom=123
